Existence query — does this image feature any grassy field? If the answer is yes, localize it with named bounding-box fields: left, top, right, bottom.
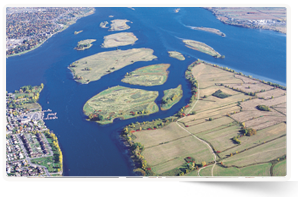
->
left=168, top=51, right=185, bottom=60
left=199, top=163, right=271, bottom=176
left=22, top=103, right=42, bottom=111
left=74, top=39, right=96, bottom=50
left=31, top=156, right=57, bottom=173
left=183, top=39, right=223, bottom=58
left=102, top=32, right=138, bottom=48
left=121, top=63, right=170, bottom=86
left=109, top=19, right=131, bottom=31
left=83, top=86, right=159, bottom=124
left=161, top=85, right=183, bottom=110
left=273, top=160, right=286, bottom=176
left=68, top=48, right=157, bottom=84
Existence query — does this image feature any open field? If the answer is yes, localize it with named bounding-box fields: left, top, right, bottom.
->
left=273, top=160, right=286, bottom=176
left=256, top=88, right=286, bottom=99
left=221, top=136, right=286, bottom=166
left=74, top=39, right=96, bottom=50
left=191, top=27, right=226, bottom=37
left=200, top=163, right=271, bottom=176
left=109, top=19, right=131, bottom=31
left=244, top=115, right=286, bottom=131
left=121, top=63, right=170, bottom=86
left=102, top=32, right=138, bottom=48
left=272, top=102, right=287, bottom=115
left=83, top=86, right=159, bottom=124
left=161, top=85, right=183, bottom=110
left=168, top=51, right=185, bottom=60
left=22, top=103, right=42, bottom=111
left=31, top=156, right=57, bottom=173
left=68, top=48, right=157, bottom=84
left=183, top=39, right=223, bottom=58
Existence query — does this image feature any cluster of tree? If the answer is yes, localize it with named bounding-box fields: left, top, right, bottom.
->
left=185, top=61, right=199, bottom=103
left=45, top=130, right=63, bottom=171
left=212, top=89, right=231, bottom=99
left=241, top=128, right=257, bottom=136
left=88, top=113, right=104, bottom=121
left=257, top=105, right=271, bottom=111
left=232, top=136, right=241, bottom=144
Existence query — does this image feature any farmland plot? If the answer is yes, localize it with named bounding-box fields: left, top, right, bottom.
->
left=256, top=88, right=286, bottom=99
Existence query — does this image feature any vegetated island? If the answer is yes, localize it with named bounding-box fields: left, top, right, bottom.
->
left=100, top=21, right=109, bottom=28
left=191, top=27, right=226, bottom=37
left=74, top=39, right=96, bottom=50
left=121, top=63, right=170, bottom=86
left=109, top=19, right=131, bottom=31
left=183, top=39, right=224, bottom=58
left=168, top=51, right=185, bottom=60
left=102, top=32, right=138, bottom=48
left=68, top=48, right=157, bottom=84
left=161, top=85, right=183, bottom=110
left=204, top=7, right=286, bottom=34
left=74, top=30, right=83, bottom=35
left=121, top=59, right=286, bottom=177
left=83, top=86, right=159, bottom=125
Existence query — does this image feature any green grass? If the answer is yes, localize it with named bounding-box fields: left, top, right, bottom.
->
left=31, top=156, right=58, bottom=173
left=161, top=85, right=183, bottom=110
left=74, top=39, right=96, bottom=50
left=273, top=160, right=286, bottom=176
left=168, top=51, right=185, bottom=60
left=121, top=64, right=170, bottom=86
left=183, top=39, right=222, bottom=58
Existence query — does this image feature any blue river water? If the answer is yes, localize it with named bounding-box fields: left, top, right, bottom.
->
left=6, top=7, right=286, bottom=176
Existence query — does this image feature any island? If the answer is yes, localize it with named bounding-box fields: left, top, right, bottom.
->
left=161, top=85, right=183, bottom=110
left=74, top=39, right=96, bottom=50
left=191, top=27, right=226, bottom=37
left=121, top=63, right=170, bottom=86
left=74, top=30, right=83, bottom=35
left=168, top=51, right=185, bottom=60
left=68, top=48, right=157, bottom=84
left=183, top=39, right=224, bottom=58
left=102, top=32, right=138, bottom=48
left=83, top=86, right=159, bottom=125
left=100, top=21, right=109, bottom=28
left=6, top=84, right=63, bottom=177
left=109, top=19, right=131, bottom=31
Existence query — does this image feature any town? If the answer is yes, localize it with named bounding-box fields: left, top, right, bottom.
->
left=6, top=7, right=95, bottom=56
left=6, top=84, right=62, bottom=177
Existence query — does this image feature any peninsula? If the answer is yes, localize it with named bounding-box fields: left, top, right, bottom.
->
left=83, top=86, right=159, bottom=125
left=74, top=39, right=96, bottom=50
left=161, top=85, right=183, bottom=110
left=168, top=51, right=185, bottom=60
left=109, top=19, right=131, bottom=31
left=121, top=63, right=170, bottom=86
left=68, top=48, right=157, bottom=84
left=102, top=32, right=138, bottom=48
left=191, top=27, right=226, bottom=37
left=183, top=39, right=223, bottom=58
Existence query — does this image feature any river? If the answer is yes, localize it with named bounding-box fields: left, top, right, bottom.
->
left=6, top=7, right=286, bottom=176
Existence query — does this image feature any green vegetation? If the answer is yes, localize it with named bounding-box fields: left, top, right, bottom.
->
left=44, top=130, right=63, bottom=172
left=68, top=48, right=157, bottom=84
left=83, top=86, right=159, bottom=124
left=102, top=32, right=138, bottom=48
left=168, top=51, right=185, bottom=60
left=273, top=160, right=286, bottom=176
left=183, top=39, right=223, bottom=58
left=121, top=64, right=170, bottom=86
left=212, top=89, right=231, bottom=99
left=161, top=85, right=183, bottom=110
left=257, top=105, right=271, bottom=111
left=74, top=39, right=96, bottom=50
left=31, top=156, right=56, bottom=172
left=241, top=127, right=257, bottom=136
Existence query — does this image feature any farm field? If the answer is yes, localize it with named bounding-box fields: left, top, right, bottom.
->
left=109, top=19, right=131, bottom=31
left=68, top=48, right=157, bottom=84
left=273, top=160, right=286, bottom=176
left=168, top=51, right=185, bottom=60
left=74, top=39, right=96, bottom=50
left=199, top=163, right=271, bottom=176
left=256, top=88, right=286, bottom=99
left=221, top=136, right=286, bottom=166
left=102, top=32, right=138, bottom=48
left=272, top=102, right=287, bottom=115
left=121, top=63, right=170, bottom=86
left=83, top=86, right=159, bottom=124
left=161, top=85, right=183, bottom=110
left=183, top=39, right=223, bottom=58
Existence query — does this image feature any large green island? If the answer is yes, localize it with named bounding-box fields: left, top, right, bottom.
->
left=83, top=86, right=159, bottom=124
left=183, top=39, right=224, bottom=58
left=121, top=63, right=170, bottom=86
left=68, top=48, right=157, bottom=84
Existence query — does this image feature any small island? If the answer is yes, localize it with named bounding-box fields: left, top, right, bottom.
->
left=168, top=51, right=185, bottom=60
left=161, top=85, right=183, bottom=110
left=74, top=30, right=83, bottom=35
left=109, top=19, right=131, bottom=31
left=121, top=63, right=170, bottom=86
left=100, top=21, right=109, bottom=28
left=192, top=27, right=226, bottom=37
left=68, top=48, right=157, bottom=84
left=102, top=32, right=138, bottom=48
left=74, top=39, right=96, bottom=50
left=83, top=86, right=159, bottom=124
left=183, top=39, right=224, bottom=58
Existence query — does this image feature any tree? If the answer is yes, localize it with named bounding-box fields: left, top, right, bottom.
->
left=201, top=161, right=207, bottom=166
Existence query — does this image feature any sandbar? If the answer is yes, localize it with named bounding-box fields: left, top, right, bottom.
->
left=102, top=32, right=138, bottom=48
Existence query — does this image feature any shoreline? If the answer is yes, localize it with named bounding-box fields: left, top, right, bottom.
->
left=6, top=8, right=95, bottom=58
